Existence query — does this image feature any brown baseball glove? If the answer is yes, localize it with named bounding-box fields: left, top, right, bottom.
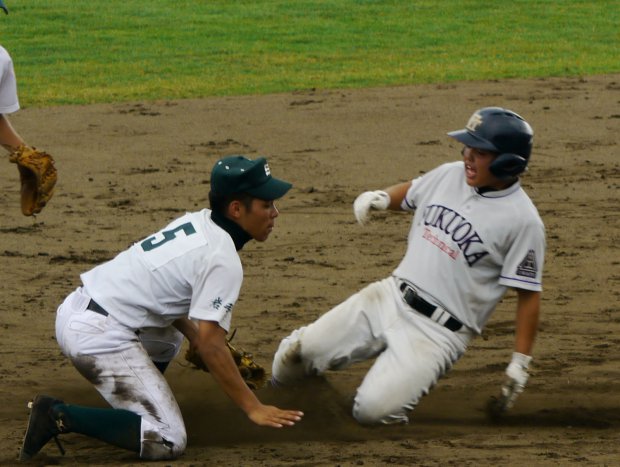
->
left=185, top=331, right=267, bottom=390
left=9, top=144, right=57, bottom=216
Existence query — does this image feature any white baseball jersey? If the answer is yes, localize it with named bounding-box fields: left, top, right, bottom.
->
left=273, top=160, right=546, bottom=425
left=0, top=46, right=19, bottom=114
left=81, top=209, right=242, bottom=331
left=56, top=209, right=244, bottom=459
left=393, top=161, right=545, bottom=333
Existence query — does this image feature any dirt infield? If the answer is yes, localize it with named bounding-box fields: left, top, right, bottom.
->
left=1, top=75, right=619, bottom=466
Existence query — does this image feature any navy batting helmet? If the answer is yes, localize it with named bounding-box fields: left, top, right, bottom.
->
left=448, top=107, right=534, bottom=179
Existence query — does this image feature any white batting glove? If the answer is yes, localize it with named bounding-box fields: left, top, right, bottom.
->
left=353, top=190, right=390, bottom=225
left=500, top=352, right=532, bottom=410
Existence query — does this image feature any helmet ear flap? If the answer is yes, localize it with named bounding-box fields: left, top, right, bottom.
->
left=489, top=153, right=528, bottom=180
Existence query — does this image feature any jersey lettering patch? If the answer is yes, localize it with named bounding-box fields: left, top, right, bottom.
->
left=516, top=249, right=538, bottom=278
left=421, top=204, right=489, bottom=267
left=422, top=228, right=459, bottom=260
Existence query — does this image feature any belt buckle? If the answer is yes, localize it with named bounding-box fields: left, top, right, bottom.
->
left=399, top=280, right=462, bottom=332
left=400, top=282, right=417, bottom=305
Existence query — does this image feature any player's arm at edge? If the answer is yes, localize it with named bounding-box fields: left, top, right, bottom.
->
left=0, top=114, right=24, bottom=151
left=174, top=317, right=303, bottom=428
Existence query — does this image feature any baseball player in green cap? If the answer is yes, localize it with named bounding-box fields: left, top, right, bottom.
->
left=20, top=155, right=303, bottom=461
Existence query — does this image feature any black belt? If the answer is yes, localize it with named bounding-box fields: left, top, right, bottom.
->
left=399, top=282, right=463, bottom=332
left=87, top=299, right=108, bottom=317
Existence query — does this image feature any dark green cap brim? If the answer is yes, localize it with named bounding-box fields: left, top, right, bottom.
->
left=246, top=177, right=292, bottom=200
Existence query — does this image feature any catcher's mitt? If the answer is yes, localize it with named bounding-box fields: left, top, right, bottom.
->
left=185, top=331, right=267, bottom=390
left=9, top=144, right=57, bottom=216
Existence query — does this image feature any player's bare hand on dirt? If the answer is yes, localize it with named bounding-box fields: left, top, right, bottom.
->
left=247, top=404, right=304, bottom=428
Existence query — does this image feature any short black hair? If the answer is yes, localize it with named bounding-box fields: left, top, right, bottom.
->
left=208, top=191, right=254, bottom=215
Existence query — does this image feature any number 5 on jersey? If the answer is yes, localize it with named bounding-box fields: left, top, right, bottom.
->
left=141, top=222, right=197, bottom=251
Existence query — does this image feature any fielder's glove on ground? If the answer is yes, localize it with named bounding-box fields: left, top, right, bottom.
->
left=353, top=190, right=390, bottom=224
left=9, top=145, right=57, bottom=216
left=185, top=334, right=267, bottom=390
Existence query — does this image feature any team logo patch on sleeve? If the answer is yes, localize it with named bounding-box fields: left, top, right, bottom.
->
left=516, top=249, right=538, bottom=278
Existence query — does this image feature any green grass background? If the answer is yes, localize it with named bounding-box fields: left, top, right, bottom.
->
left=1, top=0, right=618, bottom=107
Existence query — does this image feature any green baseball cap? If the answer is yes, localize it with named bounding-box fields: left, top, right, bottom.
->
left=211, top=155, right=292, bottom=200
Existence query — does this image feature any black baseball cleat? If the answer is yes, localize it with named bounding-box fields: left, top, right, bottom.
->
left=19, top=395, right=66, bottom=461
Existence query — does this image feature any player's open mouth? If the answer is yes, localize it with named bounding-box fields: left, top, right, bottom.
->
left=465, top=163, right=476, bottom=178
